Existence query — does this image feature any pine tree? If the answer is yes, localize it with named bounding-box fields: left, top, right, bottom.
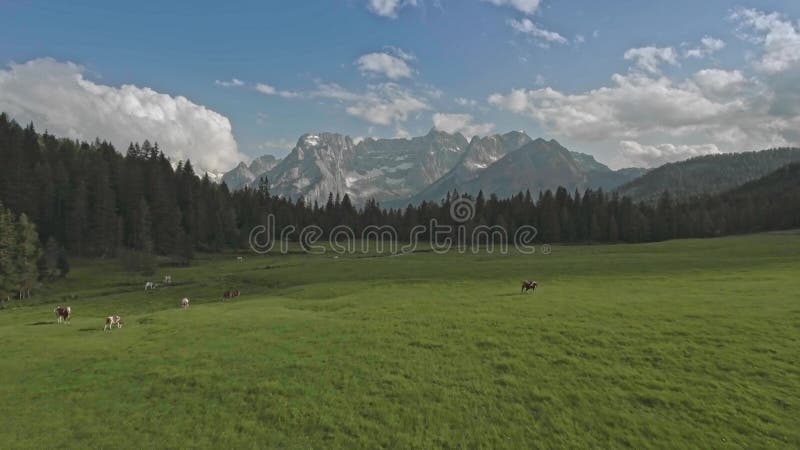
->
left=134, top=199, right=154, bottom=253
left=38, top=236, right=61, bottom=280
left=14, top=213, right=41, bottom=299
left=608, top=216, right=620, bottom=242
left=0, top=204, right=16, bottom=302
left=67, top=181, right=88, bottom=255
left=89, top=163, right=120, bottom=256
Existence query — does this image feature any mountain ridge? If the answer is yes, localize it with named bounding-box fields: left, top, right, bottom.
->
left=224, top=129, right=643, bottom=206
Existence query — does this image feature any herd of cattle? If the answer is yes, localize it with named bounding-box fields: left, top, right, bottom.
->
left=53, top=272, right=242, bottom=332
left=51, top=256, right=537, bottom=331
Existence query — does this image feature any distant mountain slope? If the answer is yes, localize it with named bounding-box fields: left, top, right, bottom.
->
left=249, top=154, right=280, bottom=177
left=727, top=162, right=800, bottom=198
left=586, top=167, right=647, bottom=191
left=407, top=138, right=644, bottom=205
left=616, top=148, right=800, bottom=202
left=410, top=131, right=532, bottom=203
left=460, top=139, right=587, bottom=198
left=263, top=130, right=469, bottom=205
left=221, top=155, right=280, bottom=190
left=700, top=162, right=800, bottom=233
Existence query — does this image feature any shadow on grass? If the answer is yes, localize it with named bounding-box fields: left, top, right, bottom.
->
left=27, top=321, right=54, bottom=326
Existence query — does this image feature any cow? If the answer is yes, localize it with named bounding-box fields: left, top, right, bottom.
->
left=55, top=305, right=71, bottom=324
left=521, top=280, right=538, bottom=294
left=104, top=315, right=123, bottom=331
left=181, top=297, right=189, bottom=309
left=222, top=289, right=240, bottom=301
left=145, top=281, right=158, bottom=291
left=236, top=256, right=244, bottom=263
left=163, top=275, right=172, bottom=285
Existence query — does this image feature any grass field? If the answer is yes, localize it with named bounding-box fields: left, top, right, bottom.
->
left=1, top=233, right=799, bottom=448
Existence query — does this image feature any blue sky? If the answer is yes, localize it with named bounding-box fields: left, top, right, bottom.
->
left=2, top=0, right=800, bottom=171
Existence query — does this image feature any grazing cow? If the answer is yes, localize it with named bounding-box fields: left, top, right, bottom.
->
left=145, top=281, right=158, bottom=291
left=236, top=256, right=244, bottom=263
left=55, top=305, right=71, bottom=324
left=521, top=280, right=538, bottom=294
left=181, top=297, right=189, bottom=309
left=104, top=315, right=123, bottom=331
left=222, top=289, right=241, bottom=301
left=163, top=275, right=172, bottom=285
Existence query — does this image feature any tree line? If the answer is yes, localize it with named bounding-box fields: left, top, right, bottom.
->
left=1, top=112, right=798, bottom=274
left=0, top=203, right=68, bottom=302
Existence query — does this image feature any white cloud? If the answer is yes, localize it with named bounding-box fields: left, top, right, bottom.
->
left=624, top=46, right=679, bottom=74
left=508, top=18, right=568, bottom=46
left=483, top=0, right=541, bottom=15
left=255, top=83, right=277, bottom=95
left=385, top=46, right=416, bottom=62
left=313, top=81, right=430, bottom=126
left=313, top=82, right=362, bottom=102
left=258, top=138, right=295, bottom=155
left=394, top=127, right=412, bottom=139
left=488, top=64, right=796, bottom=167
left=432, top=113, right=495, bottom=136
left=355, top=52, right=414, bottom=80
left=0, top=58, right=245, bottom=171
left=731, top=8, right=800, bottom=74
left=366, top=0, right=418, bottom=18
left=255, top=83, right=299, bottom=99
left=215, top=78, right=244, bottom=88
left=685, top=36, right=726, bottom=59
left=487, top=72, right=743, bottom=141
left=620, top=141, right=720, bottom=167
left=455, top=97, right=477, bottom=107
left=346, top=85, right=430, bottom=126
left=692, top=69, right=747, bottom=99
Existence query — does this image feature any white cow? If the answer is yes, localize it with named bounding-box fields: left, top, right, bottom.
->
left=163, top=275, right=172, bottom=285
left=145, top=282, right=158, bottom=291
left=236, top=256, right=244, bottom=263
left=181, top=297, right=189, bottom=309
left=104, top=315, right=123, bottom=331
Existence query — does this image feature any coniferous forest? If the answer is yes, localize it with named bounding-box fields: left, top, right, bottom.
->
left=2, top=112, right=800, bottom=300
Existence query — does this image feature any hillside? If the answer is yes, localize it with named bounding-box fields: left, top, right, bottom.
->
left=2, top=234, right=799, bottom=448
left=616, top=148, right=800, bottom=202
left=713, top=162, right=800, bottom=232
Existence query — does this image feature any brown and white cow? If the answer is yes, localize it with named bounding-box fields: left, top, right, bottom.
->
left=104, top=315, right=123, bottom=331
left=181, top=297, right=189, bottom=309
left=55, top=305, right=71, bottom=324
left=521, top=280, right=538, bottom=294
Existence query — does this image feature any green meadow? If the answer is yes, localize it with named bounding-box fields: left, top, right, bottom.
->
left=1, top=233, right=798, bottom=449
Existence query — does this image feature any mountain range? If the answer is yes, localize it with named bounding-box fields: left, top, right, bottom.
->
left=223, top=129, right=644, bottom=206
